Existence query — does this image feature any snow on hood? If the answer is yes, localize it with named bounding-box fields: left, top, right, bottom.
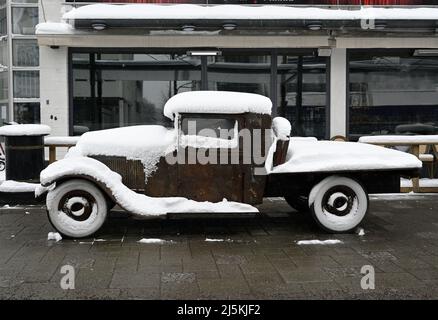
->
left=271, top=140, right=422, bottom=174
left=163, top=91, right=272, bottom=120
left=40, top=157, right=258, bottom=216
left=67, top=125, right=176, bottom=180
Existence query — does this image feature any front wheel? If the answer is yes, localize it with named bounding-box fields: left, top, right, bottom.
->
left=309, top=176, right=368, bottom=233
left=46, top=179, right=108, bottom=238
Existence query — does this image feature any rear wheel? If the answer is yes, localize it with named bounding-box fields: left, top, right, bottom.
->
left=284, top=194, right=309, bottom=212
left=46, top=179, right=108, bottom=238
left=309, top=176, right=368, bottom=233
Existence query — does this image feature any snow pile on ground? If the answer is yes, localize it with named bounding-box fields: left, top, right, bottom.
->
left=62, top=4, right=438, bottom=21
left=297, top=239, right=343, bottom=245
left=67, top=125, right=176, bottom=180
left=40, top=156, right=258, bottom=216
left=163, top=91, right=272, bottom=120
left=0, top=180, right=39, bottom=193
left=0, top=124, right=51, bottom=136
left=137, top=238, right=174, bottom=244
left=271, top=140, right=422, bottom=174
left=45, top=136, right=81, bottom=145
left=359, top=135, right=438, bottom=144
left=47, top=232, right=62, bottom=242
left=356, top=228, right=365, bottom=236
left=272, top=117, right=291, bottom=141
left=35, top=22, right=74, bottom=35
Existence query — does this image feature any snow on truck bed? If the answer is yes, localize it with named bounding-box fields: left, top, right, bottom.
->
left=40, top=157, right=258, bottom=216
left=163, top=91, right=272, bottom=120
left=271, top=140, right=422, bottom=174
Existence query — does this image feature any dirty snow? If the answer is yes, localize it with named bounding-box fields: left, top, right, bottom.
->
left=0, top=124, right=51, bottom=136
left=271, top=140, right=422, bottom=174
left=272, top=117, right=291, bottom=141
left=359, top=135, right=438, bottom=144
left=138, top=238, right=174, bottom=244
left=0, top=180, right=39, bottom=193
left=67, top=125, right=176, bottom=181
left=47, top=232, right=62, bottom=242
left=163, top=91, right=272, bottom=120
left=297, top=239, right=343, bottom=245
left=62, top=4, right=438, bottom=21
left=40, top=156, right=258, bottom=216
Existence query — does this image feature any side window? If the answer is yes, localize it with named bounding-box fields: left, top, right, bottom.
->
left=180, top=117, right=238, bottom=149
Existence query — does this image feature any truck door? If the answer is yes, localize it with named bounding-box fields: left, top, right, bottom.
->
left=177, top=114, right=244, bottom=203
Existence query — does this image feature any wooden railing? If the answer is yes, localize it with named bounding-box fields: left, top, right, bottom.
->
left=44, top=136, right=81, bottom=164
left=359, top=135, right=438, bottom=193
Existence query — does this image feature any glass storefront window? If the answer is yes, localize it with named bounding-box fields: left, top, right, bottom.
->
left=207, top=54, right=271, bottom=97
left=12, top=7, right=38, bottom=35
left=349, top=49, right=438, bottom=139
left=13, top=70, right=39, bottom=98
left=0, top=6, right=6, bottom=36
left=0, top=71, right=7, bottom=101
left=13, top=39, right=39, bottom=67
left=72, top=52, right=201, bottom=133
left=277, top=55, right=328, bottom=139
left=13, top=102, right=40, bottom=124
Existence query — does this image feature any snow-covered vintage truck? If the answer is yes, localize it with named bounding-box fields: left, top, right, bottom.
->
left=39, top=91, right=422, bottom=238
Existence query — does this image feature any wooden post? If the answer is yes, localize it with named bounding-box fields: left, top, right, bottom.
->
left=411, top=145, right=420, bottom=193
left=49, top=146, right=56, bottom=164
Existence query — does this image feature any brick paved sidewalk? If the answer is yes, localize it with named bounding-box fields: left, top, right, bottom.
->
left=1, top=195, right=438, bottom=299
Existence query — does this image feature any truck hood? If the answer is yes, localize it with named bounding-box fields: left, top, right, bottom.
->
left=270, top=140, right=422, bottom=174
left=66, top=125, right=177, bottom=178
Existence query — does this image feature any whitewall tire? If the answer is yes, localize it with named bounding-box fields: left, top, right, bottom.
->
left=46, top=179, right=108, bottom=238
left=309, top=176, right=368, bottom=233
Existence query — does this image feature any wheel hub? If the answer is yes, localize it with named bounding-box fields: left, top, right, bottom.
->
left=322, top=187, right=356, bottom=216
left=59, top=191, right=95, bottom=221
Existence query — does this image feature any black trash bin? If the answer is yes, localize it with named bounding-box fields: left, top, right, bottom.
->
left=0, top=124, right=51, bottom=182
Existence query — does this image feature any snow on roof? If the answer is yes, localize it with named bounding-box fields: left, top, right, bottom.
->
left=62, top=4, right=438, bottom=21
left=163, top=91, right=272, bottom=120
left=0, top=124, right=51, bottom=137
left=35, top=22, right=74, bottom=35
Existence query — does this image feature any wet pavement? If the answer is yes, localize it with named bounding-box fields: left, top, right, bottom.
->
left=1, top=195, right=438, bottom=300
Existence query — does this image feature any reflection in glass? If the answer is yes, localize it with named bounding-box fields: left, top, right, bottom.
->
left=12, top=7, right=38, bottom=35
left=13, top=40, right=39, bottom=66
left=13, top=70, right=39, bottom=98
left=14, top=102, right=40, bottom=124
left=349, top=50, right=438, bottom=139
left=207, top=55, right=271, bottom=97
left=277, top=55, right=327, bottom=139
left=72, top=53, right=201, bottom=133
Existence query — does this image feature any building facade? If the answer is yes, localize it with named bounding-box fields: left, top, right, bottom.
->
left=11, top=0, right=438, bottom=142
left=1, top=0, right=40, bottom=126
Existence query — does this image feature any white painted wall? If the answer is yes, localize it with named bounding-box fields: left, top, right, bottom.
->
left=329, top=48, right=347, bottom=138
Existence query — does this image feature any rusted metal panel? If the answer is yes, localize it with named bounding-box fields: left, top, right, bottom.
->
left=91, top=156, right=145, bottom=191
left=273, top=140, right=289, bottom=167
